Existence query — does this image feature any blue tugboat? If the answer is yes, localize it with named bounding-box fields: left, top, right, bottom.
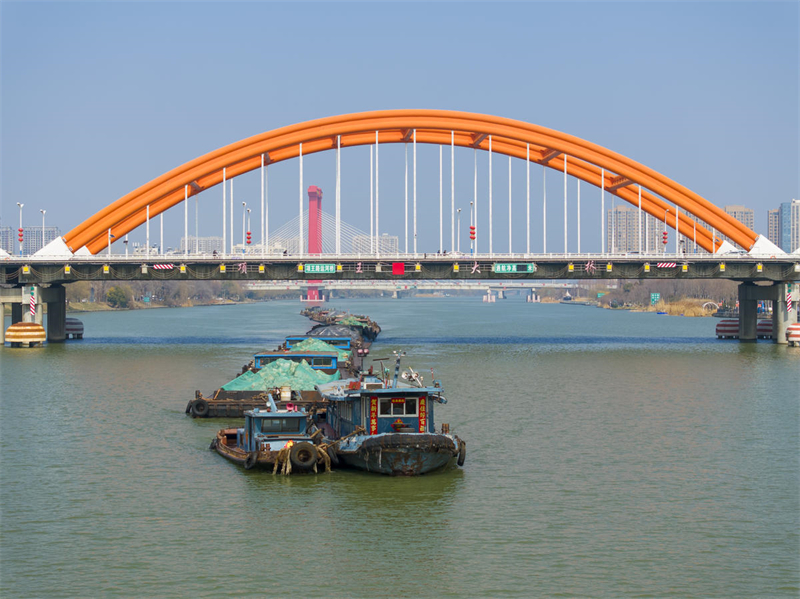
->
left=211, top=393, right=333, bottom=474
left=316, top=353, right=466, bottom=476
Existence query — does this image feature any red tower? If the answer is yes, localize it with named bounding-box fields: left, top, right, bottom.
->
left=306, top=186, right=323, bottom=302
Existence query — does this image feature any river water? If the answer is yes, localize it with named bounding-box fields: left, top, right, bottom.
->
left=1, top=299, right=798, bottom=598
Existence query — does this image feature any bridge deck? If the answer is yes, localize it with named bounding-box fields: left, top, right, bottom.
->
left=3, top=254, right=798, bottom=285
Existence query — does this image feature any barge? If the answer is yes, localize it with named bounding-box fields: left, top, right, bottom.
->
left=187, top=312, right=378, bottom=418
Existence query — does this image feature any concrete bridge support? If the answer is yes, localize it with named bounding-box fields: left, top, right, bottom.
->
left=42, top=285, right=67, bottom=343
left=392, top=290, right=401, bottom=299
left=738, top=282, right=798, bottom=344
left=1, top=285, right=67, bottom=343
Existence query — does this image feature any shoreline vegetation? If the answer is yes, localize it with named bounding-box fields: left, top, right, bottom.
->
left=3, top=278, right=740, bottom=318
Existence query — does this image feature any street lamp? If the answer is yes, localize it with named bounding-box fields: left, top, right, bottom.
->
left=469, top=201, right=474, bottom=255
left=457, top=208, right=462, bottom=253
left=16, top=202, right=24, bottom=256
left=39, top=209, right=46, bottom=251
left=242, top=201, right=247, bottom=254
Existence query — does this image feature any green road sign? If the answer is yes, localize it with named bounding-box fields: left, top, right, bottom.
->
left=493, top=263, right=536, bottom=274
left=304, top=263, right=336, bottom=274
left=650, top=292, right=661, bottom=305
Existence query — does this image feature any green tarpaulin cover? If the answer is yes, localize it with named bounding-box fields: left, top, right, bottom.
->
left=290, top=338, right=352, bottom=362
left=221, top=358, right=341, bottom=391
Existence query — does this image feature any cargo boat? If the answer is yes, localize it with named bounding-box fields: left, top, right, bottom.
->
left=210, top=393, right=334, bottom=474
left=187, top=317, right=376, bottom=418
left=316, top=354, right=466, bottom=476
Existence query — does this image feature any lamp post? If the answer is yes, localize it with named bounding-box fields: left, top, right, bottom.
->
left=16, top=202, right=24, bottom=256
left=469, top=201, right=474, bottom=255
left=242, top=202, right=247, bottom=254
left=39, top=209, right=46, bottom=251
left=457, top=208, right=462, bottom=253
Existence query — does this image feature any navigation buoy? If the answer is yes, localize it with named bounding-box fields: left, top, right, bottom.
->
left=787, top=323, right=800, bottom=347
left=65, top=317, right=84, bottom=339
left=715, top=319, right=739, bottom=339
left=5, top=322, right=46, bottom=347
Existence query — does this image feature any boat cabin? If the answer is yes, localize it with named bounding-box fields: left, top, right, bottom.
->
left=253, top=351, right=340, bottom=374
left=237, top=406, right=311, bottom=453
left=317, top=376, right=446, bottom=438
left=285, top=336, right=352, bottom=350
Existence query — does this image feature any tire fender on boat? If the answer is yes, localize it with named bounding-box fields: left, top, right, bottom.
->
left=326, top=446, right=339, bottom=466
left=244, top=452, right=258, bottom=470
left=457, top=440, right=466, bottom=467
left=289, top=442, right=317, bottom=470
left=191, top=398, right=209, bottom=418
left=209, top=438, right=218, bottom=450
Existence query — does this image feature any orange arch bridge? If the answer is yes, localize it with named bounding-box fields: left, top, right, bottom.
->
left=65, top=110, right=757, bottom=255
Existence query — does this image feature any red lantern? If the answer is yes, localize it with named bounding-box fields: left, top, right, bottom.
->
left=469, top=225, right=476, bottom=241
left=662, top=231, right=668, bottom=245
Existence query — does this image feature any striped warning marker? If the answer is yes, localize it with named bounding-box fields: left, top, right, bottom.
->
left=657, top=262, right=677, bottom=268
left=152, top=264, right=174, bottom=270
left=757, top=319, right=773, bottom=339
left=715, top=319, right=739, bottom=339
left=786, top=323, right=800, bottom=347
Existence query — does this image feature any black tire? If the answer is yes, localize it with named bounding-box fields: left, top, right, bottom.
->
left=289, top=442, right=317, bottom=470
left=185, top=401, right=194, bottom=414
left=191, top=398, right=209, bottom=418
left=326, top=446, right=339, bottom=466
left=209, top=438, right=218, bottom=450
left=244, top=452, right=258, bottom=470
left=457, top=440, right=466, bottom=467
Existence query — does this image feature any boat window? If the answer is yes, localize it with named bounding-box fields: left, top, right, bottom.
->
left=313, top=357, right=334, bottom=367
left=259, top=418, right=303, bottom=433
left=379, top=397, right=417, bottom=416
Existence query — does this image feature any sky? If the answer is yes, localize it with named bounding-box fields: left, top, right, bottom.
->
left=1, top=1, right=798, bottom=254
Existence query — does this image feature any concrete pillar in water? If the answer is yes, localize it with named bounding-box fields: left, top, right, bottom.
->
left=773, top=282, right=799, bottom=345
left=392, top=290, right=400, bottom=299
left=738, top=283, right=758, bottom=342
left=11, top=302, right=23, bottom=325
left=43, top=285, right=67, bottom=343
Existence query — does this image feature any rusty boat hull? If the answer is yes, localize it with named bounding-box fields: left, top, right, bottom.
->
left=335, top=433, right=463, bottom=476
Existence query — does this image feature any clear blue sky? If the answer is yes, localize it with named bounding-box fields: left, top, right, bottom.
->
left=1, top=1, right=797, bottom=253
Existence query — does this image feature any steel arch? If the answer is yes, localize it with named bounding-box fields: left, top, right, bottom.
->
left=64, top=110, right=756, bottom=254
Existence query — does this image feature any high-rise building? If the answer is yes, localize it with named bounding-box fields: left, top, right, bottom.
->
left=606, top=206, right=664, bottom=253
left=0, top=226, right=61, bottom=256
left=352, top=234, right=400, bottom=255
left=780, top=199, right=800, bottom=253
left=768, top=208, right=781, bottom=247
left=722, top=205, right=754, bottom=246
left=180, top=236, right=224, bottom=254
left=0, top=226, right=13, bottom=254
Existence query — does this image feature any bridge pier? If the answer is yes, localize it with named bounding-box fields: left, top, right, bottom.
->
left=497, top=289, right=506, bottom=300
left=42, top=285, right=67, bottom=343
left=1, top=285, right=67, bottom=344
left=392, top=290, right=401, bottom=299
left=738, top=281, right=798, bottom=344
